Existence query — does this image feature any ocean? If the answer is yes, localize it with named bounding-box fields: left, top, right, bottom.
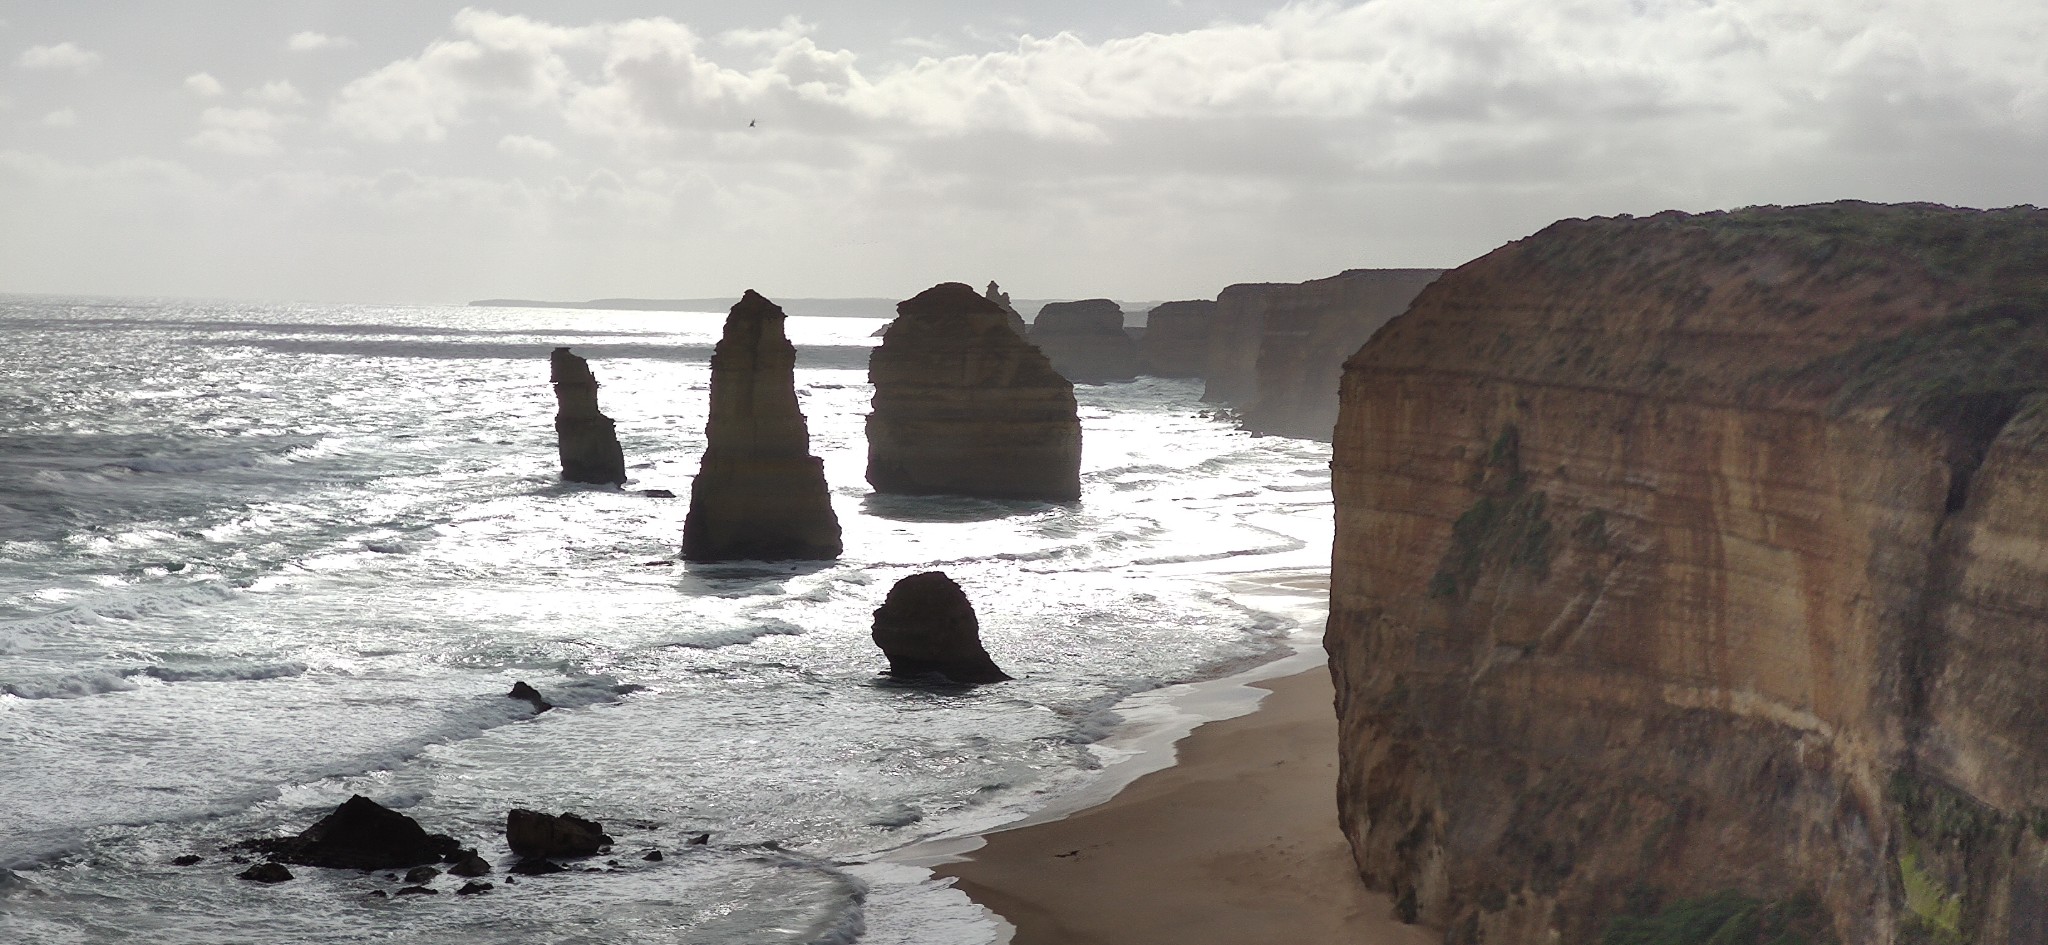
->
left=0, top=296, right=1336, bottom=943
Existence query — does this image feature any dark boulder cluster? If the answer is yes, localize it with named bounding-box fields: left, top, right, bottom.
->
left=235, top=794, right=462, bottom=871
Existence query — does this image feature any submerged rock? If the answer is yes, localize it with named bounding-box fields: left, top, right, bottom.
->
left=681, top=290, right=843, bottom=562
left=448, top=851, right=491, bottom=877
left=1029, top=299, right=1139, bottom=383
left=506, top=809, right=612, bottom=859
left=506, top=680, right=552, bottom=713
left=867, top=283, right=1081, bottom=501
left=170, top=854, right=202, bottom=867
left=550, top=347, right=628, bottom=485
left=510, top=858, right=566, bottom=876
left=456, top=881, right=494, bottom=895
left=239, top=795, right=461, bottom=871
left=871, top=571, right=1011, bottom=684
left=237, top=862, right=293, bottom=884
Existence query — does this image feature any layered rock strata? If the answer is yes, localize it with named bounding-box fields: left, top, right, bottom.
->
left=1138, top=300, right=1217, bottom=378
left=867, top=283, right=1082, bottom=501
left=682, top=290, right=843, bottom=562
left=1327, top=202, right=2048, bottom=944
left=871, top=571, right=1011, bottom=683
left=1029, top=298, right=1140, bottom=383
left=550, top=347, right=628, bottom=484
left=1205, top=269, right=1440, bottom=438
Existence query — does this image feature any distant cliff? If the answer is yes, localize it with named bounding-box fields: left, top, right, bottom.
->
left=472, top=297, right=903, bottom=318
left=1204, top=269, right=1440, bottom=439
left=1138, top=300, right=1216, bottom=378
left=1327, top=203, right=2048, bottom=944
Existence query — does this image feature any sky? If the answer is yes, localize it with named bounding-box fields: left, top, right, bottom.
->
left=1, top=0, right=2043, bottom=304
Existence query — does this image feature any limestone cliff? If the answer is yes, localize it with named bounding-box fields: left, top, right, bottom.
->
left=1327, top=202, right=2048, bottom=944
left=1205, top=269, right=1441, bottom=439
left=1029, top=299, right=1140, bottom=384
left=549, top=347, right=627, bottom=485
left=867, top=283, right=1081, bottom=501
left=682, top=290, right=842, bottom=562
left=1138, top=300, right=1216, bottom=378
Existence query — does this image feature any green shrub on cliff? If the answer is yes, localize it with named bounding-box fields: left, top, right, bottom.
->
left=1600, top=890, right=1834, bottom=945
left=1432, top=426, right=1554, bottom=599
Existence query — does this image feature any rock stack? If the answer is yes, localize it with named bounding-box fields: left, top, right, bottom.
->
left=1137, top=300, right=1217, bottom=378
left=984, top=281, right=1031, bottom=338
left=550, top=347, right=628, bottom=484
left=682, top=291, right=843, bottom=562
left=1028, top=299, right=1140, bottom=383
left=871, top=571, right=1010, bottom=684
left=867, top=282, right=1082, bottom=501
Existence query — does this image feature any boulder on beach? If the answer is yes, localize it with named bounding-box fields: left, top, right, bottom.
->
left=550, top=347, right=628, bottom=485
left=506, top=809, right=612, bottom=859
left=239, top=795, right=462, bottom=871
left=867, top=283, right=1082, bottom=501
left=1029, top=299, right=1140, bottom=383
left=681, top=290, right=843, bottom=562
left=871, top=571, right=1011, bottom=684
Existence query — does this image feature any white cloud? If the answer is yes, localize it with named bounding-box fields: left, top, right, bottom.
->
left=17, top=42, right=101, bottom=73
left=498, top=134, right=560, bottom=159
left=286, top=31, right=353, bottom=52
left=186, top=107, right=297, bottom=157
left=184, top=72, right=225, bottom=97
left=246, top=80, right=306, bottom=107
left=41, top=108, right=77, bottom=127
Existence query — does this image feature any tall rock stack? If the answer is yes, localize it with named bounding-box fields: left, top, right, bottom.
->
left=867, top=282, right=1082, bottom=501
left=1028, top=299, right=1140, bottom=384
left=984, top=281, right=1031, bottom=338
left=1137, top=300, right=1217, bottom=378
left=681, top=290, right=843, bottom=562
left=549, top=347, right=628, bottom=485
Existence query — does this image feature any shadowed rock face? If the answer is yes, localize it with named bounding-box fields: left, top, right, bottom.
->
left=506, top=809, right=611, bottom=859
left=1327, top=202, right=2048, bottom=944
left=871, top=571, right=1010, bottom=683
left=551, top=347, right=628, bottom=484
left=1139, top=300, right=1217, bottom=378
left=867, top=282, right=1081, bottom=501
left=682, top=290, right=843, bottom=562
left=239, top=795, right=461, bottom=870
left=985, top=281, right=1030, bottom=338
left=1030, top=299, right=1140, bottom=383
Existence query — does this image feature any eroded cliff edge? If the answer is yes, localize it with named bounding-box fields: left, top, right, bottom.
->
left=1327, top=202, right=2048, bottom=944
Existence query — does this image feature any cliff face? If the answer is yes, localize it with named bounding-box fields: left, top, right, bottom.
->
left=1327, top=203, right=2048, bottom=944
left=867, top=283, right=1082, bottom=501
left=1138, top=300, right=1216, bottom=378
left=1204, top=268, right=1441, bottom=439
left=681, top=290, right=842, bottom=561
left=549, top=347, right=627, bottom=485
left=1029, top=299, right=1140, bottom=384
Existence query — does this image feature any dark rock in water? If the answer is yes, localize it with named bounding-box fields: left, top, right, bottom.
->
left=240, top=795, right=462, bottom=870
left=550, top=347, right=628, bottom=485
left=642, top=849, right=664, bottom=861
left=682, top=290, right=843, bottom=562
left=404, top=866, right=440, bottom=884
left=507, top=680, right=553, bottom=713
left=510, top=858, right=566, bottom=876
left=238, top=862, right=293, bottom=884
left=1138, top=300, right=1217, bottom=379
left=394, top=885, right=438, bottom=897
left=687, top=832, right=711, bottom=846
left=366, top=889, right=389, bottom=900
left=1029, top=299, right=1139, bottom=383
left=636, top=488, right=676, bottom=498
left=448, top=852, right=491, bottom=877
left=984, top=281, right=1030, bottom=338
left=171, top=854, right=203, bottom=866
left=871, top=571, right=1011, bottom=684
left=456, top=881, right=494, bottom=895
left=867, top=283, right=1082, bottom=501
left=506, top=809, right=612, bottom=859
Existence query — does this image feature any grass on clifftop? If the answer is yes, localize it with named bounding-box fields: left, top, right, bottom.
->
left=1601, top=890, right=1836, bottom=945
left=1680, top=202, right=2048, bottom=295
left=1793, top=295, right=2048, bottom=413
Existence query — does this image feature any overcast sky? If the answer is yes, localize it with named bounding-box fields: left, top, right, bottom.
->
left=2, top=1, right=2043, bottom=304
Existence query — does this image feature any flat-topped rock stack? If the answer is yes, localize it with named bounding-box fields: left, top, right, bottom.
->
left=1029, top=299, right=1140, bottom=384
left=1137, top=300, right=1217, bottom=378
left=550, top=347, right=628, bottom=485
left=682, top=290, right=842, bottom=562
left=867, top=282, right=1082, bottom=501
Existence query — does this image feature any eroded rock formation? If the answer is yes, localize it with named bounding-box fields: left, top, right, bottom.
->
left=1205, top=269, right=1440, bottom=439
left=867, top=282, right=1081, bottom=501
left=985, top=281, right=1030, bottom=338
left=506, top=809, right=611, bottom=859
left=871, top=571, right=1010, bottom=683
left=550, top=347, right=628, bottom=484
left=238, top=795, right=462, bottom=870
left=1029, top=299, right=1140, bottom=383
left=1327, top=202, right=2048, bottom=944
left=682, top=290, right=843, bottom=562
left=1138, top=300, right=1217, bottom=378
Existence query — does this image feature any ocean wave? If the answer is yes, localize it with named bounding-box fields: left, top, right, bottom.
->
left=662, top=620, right=807, bottom=650
left=133, top=660, right=308, bottom=683
left=0, top=670, right=142, bottom=700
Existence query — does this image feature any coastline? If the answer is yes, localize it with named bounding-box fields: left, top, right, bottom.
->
left=918, top=573, right=1435, bottom=945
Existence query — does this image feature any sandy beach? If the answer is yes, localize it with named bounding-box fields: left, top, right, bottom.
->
left=934, top=662, right=1436, bottom=945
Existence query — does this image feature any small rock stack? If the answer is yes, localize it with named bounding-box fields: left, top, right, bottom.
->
left=550, top=347, right=628, bottom=485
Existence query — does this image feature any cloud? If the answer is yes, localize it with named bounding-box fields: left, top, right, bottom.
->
left=246, top=80, right=306, bottom=107
left=17, top=42, right=101, bottom=73
left=498, top=134, right=560, bottom=159
left=287, top=31, right=353, bottom=52
left=186, top=107, right=297, bottom=157
left=41, top=108, right=77, bottom=127
left=184, top=72, right=225, bottom=97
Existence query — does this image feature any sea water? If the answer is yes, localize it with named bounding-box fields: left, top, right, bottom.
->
left=0, top=296, right=1335, bottom=943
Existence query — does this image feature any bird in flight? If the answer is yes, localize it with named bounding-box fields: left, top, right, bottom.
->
left=748, top=119, right=757, bottom=128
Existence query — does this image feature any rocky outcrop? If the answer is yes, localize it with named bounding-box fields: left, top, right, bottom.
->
left=867, top=283, right=1082, bottom=501
left=507, top=680, right=552, bottom=713
left=986, top=281, right=1030, bottom=338
left=506, top=809, right=611, bottom=859
left=1138, top=300, right=1216, bottom=378
left=1029, top=299, right=1140, bottom=383
left=682, top=291, right=843, bottom=562
left=550, top=347, right=628, bottom=484
left=1326, top=202, right=2048, bottom=944
left=240, top=795, right=461, bottom=870
left=871, top=571, right=1011, bottom=683
left=1205, top=269, right=1440, bottom=439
